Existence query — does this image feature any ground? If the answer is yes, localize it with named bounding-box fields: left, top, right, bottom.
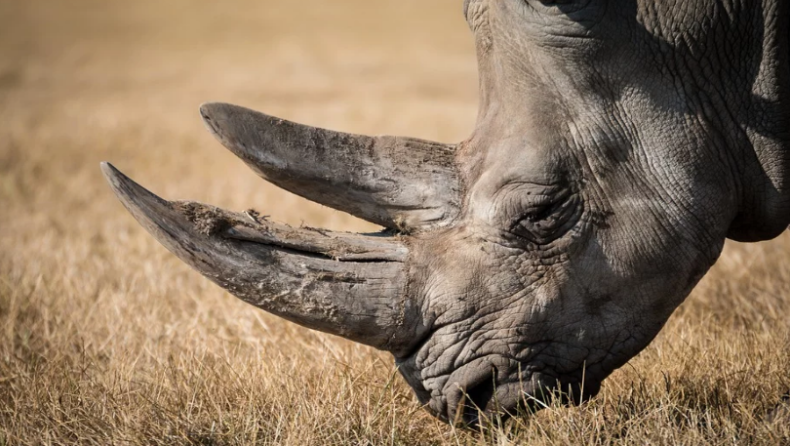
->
left=0, top=1, right=788, bottom=444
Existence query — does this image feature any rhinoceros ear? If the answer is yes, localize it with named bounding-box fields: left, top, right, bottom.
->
left=199, top=103, right=461, bottom=232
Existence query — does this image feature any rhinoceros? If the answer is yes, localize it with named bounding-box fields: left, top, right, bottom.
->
left=101, top=0, right=790, bottom=426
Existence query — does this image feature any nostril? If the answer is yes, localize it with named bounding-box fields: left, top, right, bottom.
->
left=459, top=375, right=497, bottom=425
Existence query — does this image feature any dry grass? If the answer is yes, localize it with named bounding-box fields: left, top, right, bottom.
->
left=0, top=1, right=788, bottom=444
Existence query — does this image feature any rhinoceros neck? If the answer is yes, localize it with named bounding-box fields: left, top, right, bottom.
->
left=634, top=1, right=790, bottom=241
left=726, top=0, right=790, bottom=242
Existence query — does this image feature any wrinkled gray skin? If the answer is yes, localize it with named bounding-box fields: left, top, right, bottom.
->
left=102, top=0, right=790, bottom=426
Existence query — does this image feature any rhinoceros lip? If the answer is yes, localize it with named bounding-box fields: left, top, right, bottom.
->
left=438, top=376, right=541, bottom=427
left=398, top=346, right=603, bottom=427
left=446, top=374, right=601, bottom=427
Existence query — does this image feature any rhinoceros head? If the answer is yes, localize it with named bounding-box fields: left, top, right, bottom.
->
left=102, top=0, right=790, bottom=426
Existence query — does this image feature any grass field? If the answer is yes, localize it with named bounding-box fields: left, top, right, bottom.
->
left=1, top=1, right=789, bottom=444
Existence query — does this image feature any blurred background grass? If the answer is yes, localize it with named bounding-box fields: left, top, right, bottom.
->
left=0, top=1, right=788, bottom=444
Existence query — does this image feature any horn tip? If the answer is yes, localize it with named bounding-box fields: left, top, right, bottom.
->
left=100, top=161, right=126, bottom=193
left=199, top=101, right=243, bottom=122
left=100, top=161, right=134, bottom=196
left=100, top=161, right=170, bottom=220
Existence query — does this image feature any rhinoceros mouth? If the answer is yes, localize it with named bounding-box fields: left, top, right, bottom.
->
left=443, top=374, right=601, bottom=427
left=401, top=349, right=603, bottom=427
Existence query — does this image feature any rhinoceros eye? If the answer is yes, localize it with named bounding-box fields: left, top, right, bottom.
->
left=508, top=190, right=581, bottom=245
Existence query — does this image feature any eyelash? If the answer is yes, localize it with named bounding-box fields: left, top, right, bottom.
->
left=507, top=193, right=581, bottom=244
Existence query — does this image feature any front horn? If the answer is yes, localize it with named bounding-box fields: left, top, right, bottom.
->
left=101, top=163, right=422, bottom=355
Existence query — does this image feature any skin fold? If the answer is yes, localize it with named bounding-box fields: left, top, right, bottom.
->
left=103, top=0, right=790, bottom=426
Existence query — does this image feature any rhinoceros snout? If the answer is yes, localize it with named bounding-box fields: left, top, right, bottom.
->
left=401, top=351, right=604, bottom=427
